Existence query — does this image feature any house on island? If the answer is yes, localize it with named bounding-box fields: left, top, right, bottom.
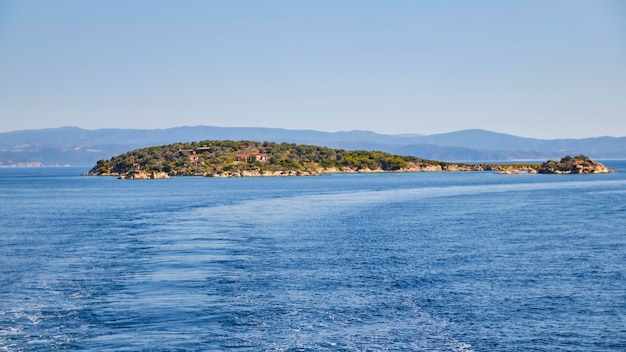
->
left=178, top=149, right=199, bottom=163
left=195, top=147, right=212, bottom=154
left=235, top=151, right=269, bottom=163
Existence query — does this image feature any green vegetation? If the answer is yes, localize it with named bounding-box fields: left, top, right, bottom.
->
left=87, top=140, right=437, bottom=176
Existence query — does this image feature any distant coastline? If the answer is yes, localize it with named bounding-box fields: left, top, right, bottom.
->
left=0, top=162, right=72, bottom=168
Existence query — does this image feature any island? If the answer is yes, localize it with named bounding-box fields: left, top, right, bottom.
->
left=84, top=140, right=613, bottom=179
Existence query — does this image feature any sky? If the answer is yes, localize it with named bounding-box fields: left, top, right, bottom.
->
left=0, top=0, right=625, bottom=139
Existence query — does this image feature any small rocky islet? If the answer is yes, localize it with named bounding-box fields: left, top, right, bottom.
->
left=84, top=140, right=613, bottom=179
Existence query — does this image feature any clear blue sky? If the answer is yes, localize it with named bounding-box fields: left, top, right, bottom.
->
left=1, top=0, right=625, bottom=138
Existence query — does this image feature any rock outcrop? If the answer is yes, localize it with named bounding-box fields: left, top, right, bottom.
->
left=118, top=170, right=170, bottom=179
left=537, top=155, right=613, bottom=174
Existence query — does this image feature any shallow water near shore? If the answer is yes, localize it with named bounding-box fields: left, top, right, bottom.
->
left=1, top=162, right=625, bottom=351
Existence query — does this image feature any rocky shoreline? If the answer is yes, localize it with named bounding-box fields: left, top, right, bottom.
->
left=205, top=163, right=534, bottom=178
left=101, top=170, right=171, bottom=180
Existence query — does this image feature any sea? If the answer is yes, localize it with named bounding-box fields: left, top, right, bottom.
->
left=1, top=162, right=625, bottom=351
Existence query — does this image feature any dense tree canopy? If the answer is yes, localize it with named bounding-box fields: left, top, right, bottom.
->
left=87, top=140, right=436, bottom=176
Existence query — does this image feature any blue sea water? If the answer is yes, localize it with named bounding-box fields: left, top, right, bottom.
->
left=1, top=162, right=625, bottom=351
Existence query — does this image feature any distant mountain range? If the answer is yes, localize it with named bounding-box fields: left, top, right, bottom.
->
left=1, top=126, right=625, bottom=167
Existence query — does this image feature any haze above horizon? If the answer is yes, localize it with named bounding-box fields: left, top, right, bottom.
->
left=1, top=1, right=625, bottom=139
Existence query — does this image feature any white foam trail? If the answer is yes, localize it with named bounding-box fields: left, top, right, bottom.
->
left=184, top=179, right=626, bottom=224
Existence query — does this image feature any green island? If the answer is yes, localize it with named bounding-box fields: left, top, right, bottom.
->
left=85, top=140, right=613, bottom=179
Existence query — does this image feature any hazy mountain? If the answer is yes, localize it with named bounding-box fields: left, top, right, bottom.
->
left=1, top=126, right=624, bottom=167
